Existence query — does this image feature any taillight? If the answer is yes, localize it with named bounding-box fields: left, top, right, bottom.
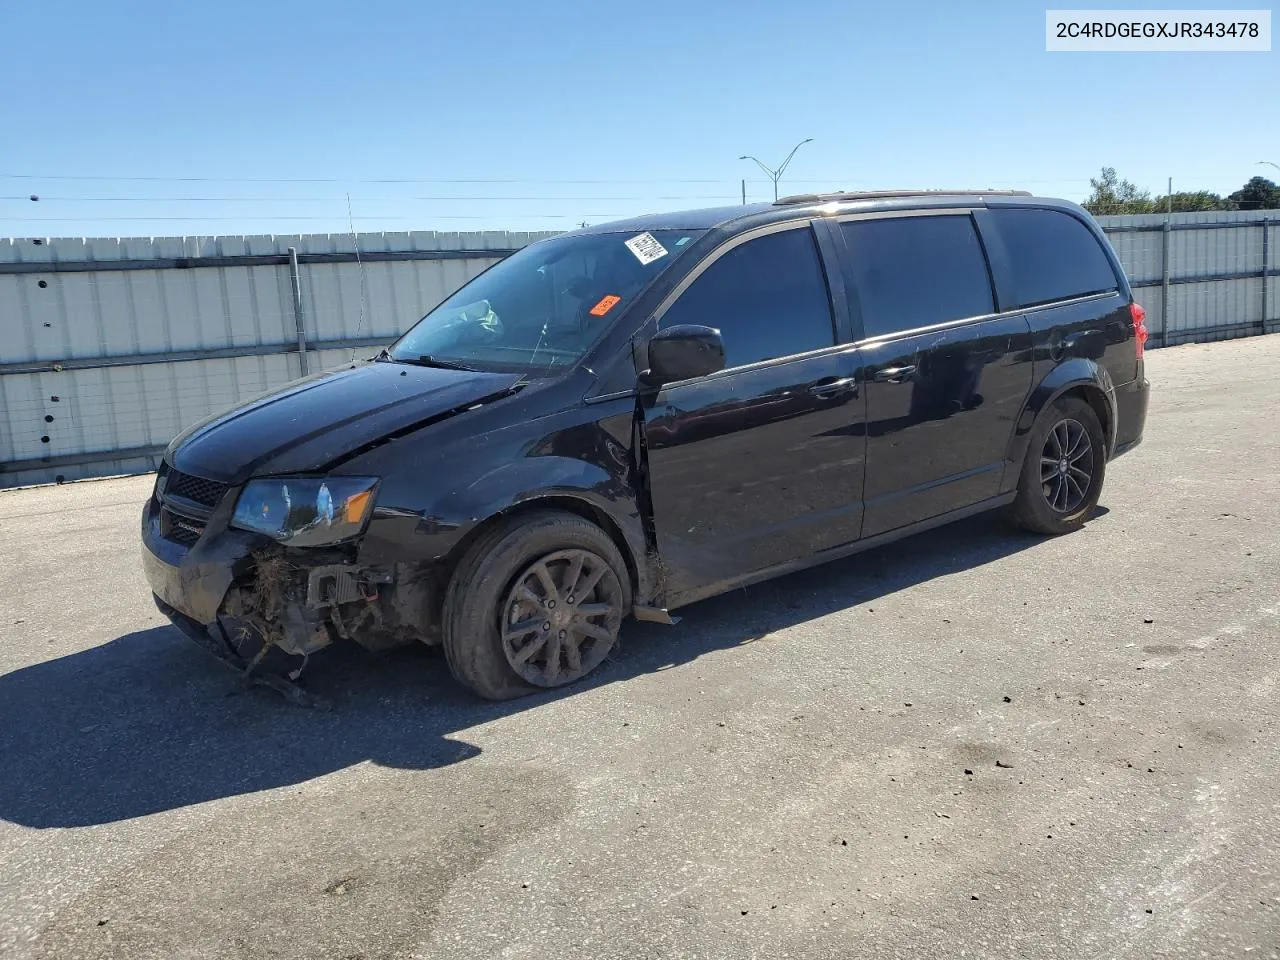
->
left=1130, top=302, right=1148, bottom=359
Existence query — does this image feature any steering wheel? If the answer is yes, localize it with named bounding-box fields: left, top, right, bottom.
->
left=532, top=277, right=596, bottom=346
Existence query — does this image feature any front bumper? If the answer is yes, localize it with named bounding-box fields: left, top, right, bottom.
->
left=140, top=498, right=261, bottom=626
left=142, top=482, right=442, bottom=664
left=144, top=501, right=338, bottom=707
left=151, top=592, right=332, bottom=708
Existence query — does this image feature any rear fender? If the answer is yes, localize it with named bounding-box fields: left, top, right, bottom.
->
left=1003, top=358, right=1117, bottom=491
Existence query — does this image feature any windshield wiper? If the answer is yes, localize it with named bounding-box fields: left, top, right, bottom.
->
left=373, top=349, right=475, bottom=371
left=408, top=354, right=477, bottom=372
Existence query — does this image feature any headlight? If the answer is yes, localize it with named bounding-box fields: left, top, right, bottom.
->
left=231, top=477, right=378, bottom=546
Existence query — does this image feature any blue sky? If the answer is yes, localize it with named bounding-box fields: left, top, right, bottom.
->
left=1, top=0, right=1275, bottom=237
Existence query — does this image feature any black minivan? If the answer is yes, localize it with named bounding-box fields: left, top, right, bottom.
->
left=142, top=190, right=1150, bottom=700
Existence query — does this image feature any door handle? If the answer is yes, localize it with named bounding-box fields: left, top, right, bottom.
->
left=872, top=364, right=917, bottom=383
left=808, top=376, right=858, bottom=399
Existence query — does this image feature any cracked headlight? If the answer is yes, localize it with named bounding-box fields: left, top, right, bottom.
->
left=231, top=477, right=378, bottom=546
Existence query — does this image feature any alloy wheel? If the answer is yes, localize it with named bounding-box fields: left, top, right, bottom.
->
left=500, top=548, right=624, bottom=687
left=1039, top=417, right=1094, bottom=514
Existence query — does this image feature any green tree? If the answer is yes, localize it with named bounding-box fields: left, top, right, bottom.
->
left=1083, top=167, right=1155, bottom=215
left=1161, top=191, right=1227, bottom=213
left=1227, top=176, right=1280, bottom=210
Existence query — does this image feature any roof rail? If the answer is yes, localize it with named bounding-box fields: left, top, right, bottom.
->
left=774, top=189, right=1033, bottom=206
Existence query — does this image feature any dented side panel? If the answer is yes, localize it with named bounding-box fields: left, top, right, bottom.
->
left=341, top=393, right=660, bottom=603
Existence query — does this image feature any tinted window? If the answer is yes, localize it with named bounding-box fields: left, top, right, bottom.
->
left=840, top=215, right=994, bottom=338
left=993, top=208, right=1118, bottom=308
left=661, top=228, right=835, bottom=369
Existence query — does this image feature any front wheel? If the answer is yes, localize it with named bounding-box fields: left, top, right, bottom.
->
left=1009, top=396, right=1106, bottom=535
left=442, top=510, right=631, bottom=700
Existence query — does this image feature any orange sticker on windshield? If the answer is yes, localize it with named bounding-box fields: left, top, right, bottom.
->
left=589, top=295, right=622, bottom=317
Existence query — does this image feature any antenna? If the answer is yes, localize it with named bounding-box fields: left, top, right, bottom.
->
left=346, top=192, right=369, bottom=364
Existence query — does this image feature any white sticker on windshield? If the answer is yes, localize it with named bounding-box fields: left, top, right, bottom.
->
left=625, top=232, right=669, bottom=265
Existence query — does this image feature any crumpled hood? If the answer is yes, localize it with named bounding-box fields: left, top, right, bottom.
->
left=167, top=360, right=523, bottom=483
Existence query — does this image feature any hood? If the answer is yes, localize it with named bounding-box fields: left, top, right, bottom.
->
left=167, top=360, right=523, bottom=483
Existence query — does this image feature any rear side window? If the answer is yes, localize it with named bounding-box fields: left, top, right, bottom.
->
left=661, top=227, right=835, bottom=369
left=992, top=208, right=1118, bottom=309
left=839, top=215, right=994, bottom=338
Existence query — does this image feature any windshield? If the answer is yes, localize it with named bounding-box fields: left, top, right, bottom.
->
left=388, top=229, right=703, bottom=373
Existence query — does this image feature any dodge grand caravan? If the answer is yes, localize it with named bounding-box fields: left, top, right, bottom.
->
left=142, top=190, right=1150, bottom=700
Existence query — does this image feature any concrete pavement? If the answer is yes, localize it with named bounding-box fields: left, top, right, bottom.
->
left=2, top=336, right=1278, bottom=959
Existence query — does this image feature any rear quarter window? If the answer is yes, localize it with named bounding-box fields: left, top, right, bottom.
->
left=992, top=207, right=1119, bottom=309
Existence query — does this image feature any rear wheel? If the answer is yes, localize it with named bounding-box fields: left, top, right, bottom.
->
left=1010, top=396, right=1106, bottom=535
left=442, top=510, right=631, bottom=700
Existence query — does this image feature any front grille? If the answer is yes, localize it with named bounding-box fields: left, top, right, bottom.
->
left=160, top=508, right=205, bottom=547
left=166, top=470, right=228, bottom=508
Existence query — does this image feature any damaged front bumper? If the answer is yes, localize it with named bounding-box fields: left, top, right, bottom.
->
left=141, top=480, right=444, bottom=694
left=151, top=592, right=329, bottom=708
left=141, top=510, right=259, bottom=626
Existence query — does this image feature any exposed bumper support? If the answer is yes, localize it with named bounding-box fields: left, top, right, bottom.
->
left=153, top=594, right=331, bottom=709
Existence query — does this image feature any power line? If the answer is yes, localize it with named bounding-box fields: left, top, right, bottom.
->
left=0, top=213, right=631, bottom=222
left=0, top=173, right=735, bottom=185
left=0, top=194, right=740, bottom=203
left=0, top=174, right=1246, bottom=189
left=3, top=172, right=1080, bottom=188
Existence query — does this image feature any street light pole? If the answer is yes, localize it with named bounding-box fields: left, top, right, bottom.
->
left=740, top=138, right=814, bottom=201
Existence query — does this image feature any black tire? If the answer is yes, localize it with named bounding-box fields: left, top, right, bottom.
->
left=1009, top=395, right=1107, bottom=535
left=441, top=510, right=632, bottom=700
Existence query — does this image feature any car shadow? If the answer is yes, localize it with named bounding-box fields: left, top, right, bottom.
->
left=0, top=512, right=1064, bottom=829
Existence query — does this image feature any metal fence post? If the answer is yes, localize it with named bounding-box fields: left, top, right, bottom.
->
left=1262, top=219, right=1271, bottom=335
left=1159, top=219, right=1171, bottom=347
left=287, top=246, right=310, bottom=376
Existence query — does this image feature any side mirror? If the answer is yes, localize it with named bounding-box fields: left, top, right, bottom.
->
left=644, top=324, right=725, bottom=386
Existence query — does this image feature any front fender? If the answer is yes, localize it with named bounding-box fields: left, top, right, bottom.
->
left=452, top=455, right=632, bottom=522
left=345, top=395, right=661, bottom=602
left=432, top=455, right=654, bottom=603
left=1004, top=358, right=1117, bottom=489
left=463, top=455, right=660, bottom=599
